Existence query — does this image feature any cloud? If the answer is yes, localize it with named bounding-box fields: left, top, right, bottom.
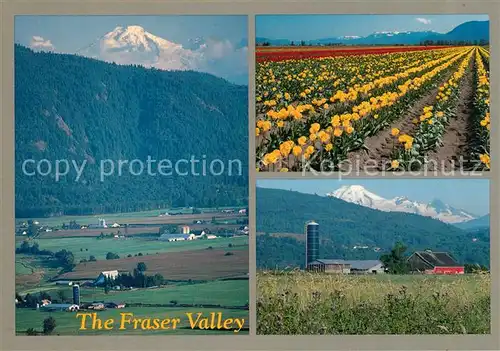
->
left=30, top=36, right=56, bottom=52
left=416, top=18, right=432, bottom=25
left=194, top=37, right=248, bottom=84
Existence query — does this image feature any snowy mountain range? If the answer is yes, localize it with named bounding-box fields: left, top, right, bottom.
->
left=257, top=20, right=489, bottom=46
left=30, top=25, right=248, bottom=85
left=326, top=185, right=477, bottom=224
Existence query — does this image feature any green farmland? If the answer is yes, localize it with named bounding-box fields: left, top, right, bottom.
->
left=19, top=236, right=248, bottom=261
left=16, top=307, right=248, bottom=335
left=18, top=207, right=239, bottom=227
left=79, top=280, right=248, bottom=306
left=17, top=280, right=249, bottom=335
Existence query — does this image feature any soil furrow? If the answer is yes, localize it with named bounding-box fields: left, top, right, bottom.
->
left=426, top=56, right=476, bottom=171
left=345, top=66, right=459, bottom=171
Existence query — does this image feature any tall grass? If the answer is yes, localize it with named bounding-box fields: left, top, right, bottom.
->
left=257, top=271, right=490, bottom=335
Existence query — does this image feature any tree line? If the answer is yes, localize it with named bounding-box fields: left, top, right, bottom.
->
left=16, top=241, right=76, bottom=272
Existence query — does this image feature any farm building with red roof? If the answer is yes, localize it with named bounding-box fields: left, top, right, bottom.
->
left=407, top=250, right=464, bottom=275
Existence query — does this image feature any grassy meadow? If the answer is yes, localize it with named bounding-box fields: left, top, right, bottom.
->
left=23, top=236, right=248, bottom=261
left=257, top=271, right=490, bottom=335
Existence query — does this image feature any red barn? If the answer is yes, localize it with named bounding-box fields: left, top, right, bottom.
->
left=407, top=250, right=464, bottom=275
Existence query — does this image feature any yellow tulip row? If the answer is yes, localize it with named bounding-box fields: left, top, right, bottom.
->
left=390, top=48, right=476, bottom=170
left=256, top=47, right=472, bottom=171
left=474, top=47, right=490, bottom=169
left=256, top=48, right=461, bottom=113
left=256, top=48, right=467, bottom=135
left=478, top=46, right=490, bottom=60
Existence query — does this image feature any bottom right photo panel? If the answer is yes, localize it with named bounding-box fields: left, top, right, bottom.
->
left=256, top=178, right=490, bottom=335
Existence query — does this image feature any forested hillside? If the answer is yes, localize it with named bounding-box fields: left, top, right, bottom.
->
left=15, top=45, right=248, bottom=217
left=256, top=188, right=489, bottom=268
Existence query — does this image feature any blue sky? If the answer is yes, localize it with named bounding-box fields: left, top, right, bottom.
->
left=256, top=179, right=490, bottom=216
left=256, top=14, right=489, bottom=41
left=15, top=16, right=248, bottom=85
left=15, top=15, right=247, bottom=52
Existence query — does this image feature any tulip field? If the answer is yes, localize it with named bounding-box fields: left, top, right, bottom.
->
left=255, top=46, right=490, bottom=172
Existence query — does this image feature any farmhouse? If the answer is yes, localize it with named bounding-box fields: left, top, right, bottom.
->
left=307, top=259, right=385, bottom=274
left=94, top=270, right=119, bottom=285
left=159, top=233, right=196, bottom=242
left=88, top=302, right=105, bottom=310
left=407, top=250, right=464, bottom=274
left=40, top=303, right=79, bottom=312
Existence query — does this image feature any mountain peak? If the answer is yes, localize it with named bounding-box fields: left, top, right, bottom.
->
left=327, top=185, right=385, bottom=207
left=125, top=25, right=146, bottom=33
left=429, top=198, right=446, bottom=207
left=326, top=186, right=476, bottom=224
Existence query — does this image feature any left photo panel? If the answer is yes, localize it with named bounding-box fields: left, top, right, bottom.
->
left=14, top=15, right=249, bottom=335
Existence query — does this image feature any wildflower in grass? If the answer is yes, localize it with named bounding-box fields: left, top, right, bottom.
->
left=391, top=160, right=400, bottom=169
left=391, top=128, right=400, bottom=136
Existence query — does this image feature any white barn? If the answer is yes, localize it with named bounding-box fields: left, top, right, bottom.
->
left=94, top=270, right=119, bottom=285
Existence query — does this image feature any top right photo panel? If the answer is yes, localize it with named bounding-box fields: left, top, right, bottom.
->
left=255, top=14, right=490, bottom=173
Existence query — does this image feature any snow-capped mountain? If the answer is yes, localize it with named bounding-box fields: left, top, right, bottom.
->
left=326, top=185, right=476, bottom=224
left=337, top=35, right=361, bottom=40
left=78, top=25, right=202, bottom=71
left=73, top=25, right=248, bottom=84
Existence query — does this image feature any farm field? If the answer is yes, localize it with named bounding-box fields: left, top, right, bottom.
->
left=257, top=272, right=490, bottom=335
left=255, top=46, right=490, bottom=172
left=18, top=236, right=248, bottom=261
left=16, top=307, right=249, bottom=335
left=256, top=45, right=449, bottom=62
left=75, top=280, right=249, bottom=306
left=16, top=206, right=249, bottom=335
left=18, top=208, right=245, bottom=228
left=58, top=248, right=249, bottom=281
left=41, top=223, right=244, bottom=238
